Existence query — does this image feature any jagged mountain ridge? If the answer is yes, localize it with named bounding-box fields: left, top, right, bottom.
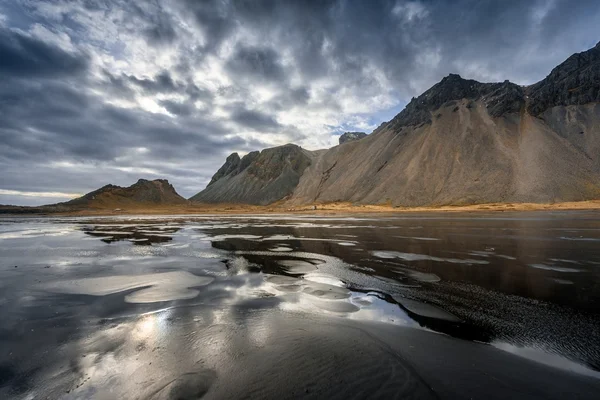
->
left=384, top=74, right=524, bottom=132
left=193, top=42, right=600, bottom=206
left=190, top=144, right=318, bottom=205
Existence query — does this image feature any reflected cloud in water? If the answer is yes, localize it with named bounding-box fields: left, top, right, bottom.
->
left=1, top=213, right=600, bottom=398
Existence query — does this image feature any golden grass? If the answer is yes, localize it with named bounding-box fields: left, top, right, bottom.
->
left=55, top=200, right=600, bottom=216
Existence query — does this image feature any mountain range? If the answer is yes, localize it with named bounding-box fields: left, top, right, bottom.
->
left=192, top=41, right=600, bottom=206
left=3, top=42, right=600, bottom=212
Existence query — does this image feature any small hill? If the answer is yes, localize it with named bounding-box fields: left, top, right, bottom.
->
left=0, top=179, right=188, bottom=214
left=63, top=179, right=187, bottom=209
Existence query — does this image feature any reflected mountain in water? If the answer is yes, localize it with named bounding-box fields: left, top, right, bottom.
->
left=81, top=224, right=181, bottom=245
left=1, top=213, right=600, bottom=399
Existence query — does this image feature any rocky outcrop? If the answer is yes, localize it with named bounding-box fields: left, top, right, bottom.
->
left=190, top=144, right=315, bottom=205
left=339, top=132, right=367, bottom=144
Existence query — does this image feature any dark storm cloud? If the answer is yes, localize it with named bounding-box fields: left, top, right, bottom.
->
left=177, top=0, right=238, bottom=50
left=226, top=45, right=287, bottom=83
left=123, top=74, right=209, bottom=105
left=230, top=107, right=282, bottom=132
left=266, top=87, right=311, bottom=111
left=181, top=0, right=600, bottom=89
left=1, top=0, right=600, bottom=205
left=160, top=99, right=193, bottom=116
left=127, top=71, right=178, bottom=93
left=78, top=0, right=179, bottom=45
left=100, top=70, right=137, bottom=99
left=0, top=75, right=240, bottom=166
left=0, top=27, right=88, bottom=77
left=185, top=83, right=213, bottom=102
left=100, top=70, right=213, bottom=106
left=538, top=0, right=600, bottom=44
left=143, top=13, right=177, bottom=45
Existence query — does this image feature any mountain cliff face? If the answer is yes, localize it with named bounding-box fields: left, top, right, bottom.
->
left=195, top=43, right=600, bottom=206
left=190, top=144, right=316, bottom=205
left=64, top=179, right=187, bottom=208
left=527, top=41, right=600, bottom=115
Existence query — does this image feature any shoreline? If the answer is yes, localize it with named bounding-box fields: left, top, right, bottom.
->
left=3, top=200, right=600, bottom=217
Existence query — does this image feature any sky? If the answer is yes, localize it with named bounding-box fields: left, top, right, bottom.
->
left=1, top=0, right=599, bottom=206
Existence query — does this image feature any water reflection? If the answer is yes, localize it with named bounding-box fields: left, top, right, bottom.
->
left=81, top=224, right=181, bottom=245
left=1, top=213, right=600, bottom=398
left=199, top=215, right=600, bottom=311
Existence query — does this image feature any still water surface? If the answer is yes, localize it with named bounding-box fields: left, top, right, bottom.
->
left=1, top=212, right=599, bottom=399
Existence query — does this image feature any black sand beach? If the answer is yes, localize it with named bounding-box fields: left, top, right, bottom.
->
left=1, top=212, right=599, bottom=399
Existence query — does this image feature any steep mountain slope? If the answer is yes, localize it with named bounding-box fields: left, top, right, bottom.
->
left=190, top=144, right=318, bottom=205
left=63, top=179, right=188, bottom=209
left=291, top=102, right=600, bottom=206
left=196, top=42, right=600, bottom=206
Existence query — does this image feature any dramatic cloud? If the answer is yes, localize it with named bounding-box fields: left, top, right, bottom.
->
left=226, top=45, right=287, bottom=83
left=0, top=0, right=599, bottom=205
left=0, top=27, right=88, bottom=77
left=230, top=107, right=283, bottom=132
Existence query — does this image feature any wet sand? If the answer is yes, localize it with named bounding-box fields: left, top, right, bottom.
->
left=8, top=307, right=598, bottom=400
left=1, top=212, right=600, bottom=399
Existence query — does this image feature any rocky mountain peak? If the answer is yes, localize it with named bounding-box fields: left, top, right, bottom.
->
left=226, top=153, right=241, bottom=163
left=339, top=132, right=367, bottom=144
left=207, top=153, right=242, bottom=187
left=191, top=143, right=313, bottom=205
left=526, top=43, right=600, bottom=115
left=440, top=73, right=464, bottom=83
left=385, top=73, right=524, bottom=131
left=134, top=178, right=173, bottom=189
